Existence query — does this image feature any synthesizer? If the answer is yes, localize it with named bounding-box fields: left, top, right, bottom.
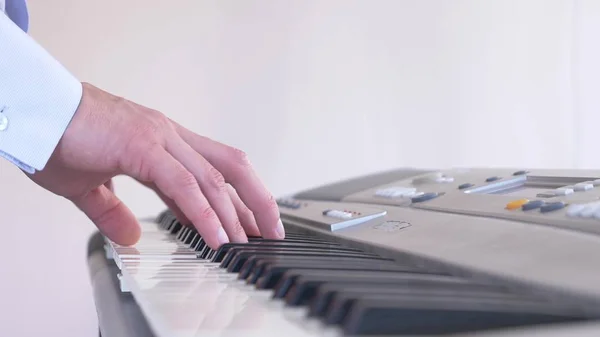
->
left=89, top=167, right=600, bottom=337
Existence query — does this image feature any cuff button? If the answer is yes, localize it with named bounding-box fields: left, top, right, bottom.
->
left=0, top=107, right=8, bottom=131
left=0, top=111, right=8, bottom=131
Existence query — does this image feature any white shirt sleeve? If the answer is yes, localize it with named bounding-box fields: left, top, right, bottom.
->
left=0, top=13, right=82, bottom=173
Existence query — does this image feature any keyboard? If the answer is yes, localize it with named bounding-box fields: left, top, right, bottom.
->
left=92, top=167, right=600, bottom=337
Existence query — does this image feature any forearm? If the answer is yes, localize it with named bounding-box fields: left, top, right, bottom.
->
left=0, top=13, right=82, bottom=173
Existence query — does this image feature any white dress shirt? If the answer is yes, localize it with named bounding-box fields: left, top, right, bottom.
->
left=0, top=10, right=83, bottom=173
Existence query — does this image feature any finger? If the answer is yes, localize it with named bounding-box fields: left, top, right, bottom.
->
left=138, top=180, right=191, bottom=226
left=165, top=136, right=248, bottom=243
left=71, top=184, right=141, bottom=246
left=227, top=184, right=260, bottom=237
left=104, top=179, right=114, bottom=192
left=125, top=144, right=229, bottom=249
left=171, top=121, right=284, bottom=239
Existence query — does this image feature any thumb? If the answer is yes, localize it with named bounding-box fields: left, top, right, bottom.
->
left=72, top=185, right=141, bottom=246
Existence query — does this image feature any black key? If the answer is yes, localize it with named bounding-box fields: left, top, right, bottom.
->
left=251, top=233, right=332, bottom=243
left=311, top=282, right=528, bottom=319
left=271, top=264, right=447, bottom=301
left=181, top=229, right=194, bottom=244
left=238, top=255, right=396, bottom=281
left=219, top=244, right=376, bottom=269
left=190, top=234, right=201, bottom=248
left=272, top=233, right=326, bottom=240
left=185, top=232, right=197, bottom=245
left=191, top=237, right=202, bottom=250
left=166, top=220, right=181, bottom=234
left=261, top=236, right=336, bottom=244
left=207, top=250, right=216, bottom=260
left=176, top=227, right=189, bottom=241
left=193, top=238, right=207, bottom=251
left=156, top=210, right=168, bottom=223
left=193, top=235, right=334, bottom=254
left=185, top=230, right=198, bottom=245
left=178, top=228, right=189, bottom=241
left=272, top=262, right=422, bottom=299
left=213, top=241, right=362, bottom=263
left=239, top=254, right=393, bottom=283
left=199, top=245, right=213, bottom=259
left=223, top=248, right=380, bottom=273
left=254, top=261, right=437, bottom=291
left=338, top=294, right=585, bottom=335
left=156, top=211, right=171, bottom=225
left=183, top=228, right=195, bottom=241
left=226, top=250, right=388, bottom=274
left=285, top=270, right=478, bottom=309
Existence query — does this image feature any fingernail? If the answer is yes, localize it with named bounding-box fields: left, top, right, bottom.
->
left=275, top=219, right=285, bottom=239
left=217, top=227, right=230, bottom=245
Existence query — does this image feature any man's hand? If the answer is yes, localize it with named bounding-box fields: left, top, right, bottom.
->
left=26, top=82, right=285, bottom=249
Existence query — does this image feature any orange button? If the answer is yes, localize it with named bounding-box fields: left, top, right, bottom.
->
left=506, top=199, right=529, bottom=210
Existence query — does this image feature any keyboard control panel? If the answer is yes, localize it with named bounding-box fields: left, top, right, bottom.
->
left=293, top=168, right=600, bottom=237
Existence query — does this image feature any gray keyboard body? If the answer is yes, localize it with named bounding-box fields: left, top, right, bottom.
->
left=89, top=167, right=600, bottom=336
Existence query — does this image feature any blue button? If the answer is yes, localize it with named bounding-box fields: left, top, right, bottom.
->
left=540, top=201, right=566, bottom=213
left=486, top=176, right=501, bottom=182
left=522, top=200, right=544, bottom=211
left=458, top=183, right=474, bottom=190
left=513, top=170, right=529, bottom=176
left=411, top=192, right=439, bottom=203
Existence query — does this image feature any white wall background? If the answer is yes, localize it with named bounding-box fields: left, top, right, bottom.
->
left=0, top=0, right=598, bottom=336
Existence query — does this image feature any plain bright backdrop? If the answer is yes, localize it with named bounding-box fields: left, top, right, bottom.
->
left=1, top=0, right=600, bottom=336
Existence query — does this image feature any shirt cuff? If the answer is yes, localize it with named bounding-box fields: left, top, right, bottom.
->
left=0, top=13, right=83, bottom=173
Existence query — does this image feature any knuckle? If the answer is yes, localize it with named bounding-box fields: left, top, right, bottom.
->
left=129, top=142, right=161, bottom=181
left=237, top=204, right=254, bottom=220
left=231, top=218, right=246, bottom=236
left=207, top=166, right=227, bottom=192
left=132, top=111, right=172, bottom=141
left=261, top=193, right=279, bottom=214
left=151, top=111, right=173, bottom=130
left=229, top=147, right=252, bottom=169
left=175, top=169, right=198, bottom=191
left=200, top=206, right=218, bottom=221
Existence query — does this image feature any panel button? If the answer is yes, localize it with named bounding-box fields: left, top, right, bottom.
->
left=577, top=202, right=600, bottom=218
left=0, top=111, right=8, bottom=131
left=411, top=173, right=452, bottom=184
left=522, top=200, right=544, bottom=211
left=505, top=199, right=529, bottom=210
left=277, top=198, right=301, bottom=209
left=573, top=182, right=594, bottom=191
left=458, top=183, right=474, bottom=190
left=553, top=187, right=574, bottom=196
left=566, top=203, right=586, bottom=217
left=593, top=208, right=600, bottom=220
left=374, top=187, right=417, bottom=198
left=323, top=209, right=353, bottom=219
left=411, top=191, right=425, bottom=198
left=485, top=176, right=501, bottom=182
left=411, top=192, right=439, bottom=203
left=513, top=170, right=529, bottom=176
left=540, top=201, right=566, bottom=213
